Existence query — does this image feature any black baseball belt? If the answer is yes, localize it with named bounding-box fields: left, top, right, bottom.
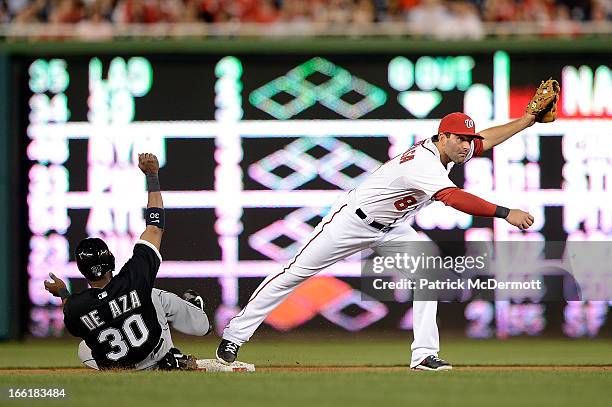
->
left=355, top=208, right=393, bottom=233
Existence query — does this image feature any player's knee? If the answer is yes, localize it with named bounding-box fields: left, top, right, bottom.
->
left=194, top=315, right=212, bottom=336
left=78, top=340, right=99, bottom=370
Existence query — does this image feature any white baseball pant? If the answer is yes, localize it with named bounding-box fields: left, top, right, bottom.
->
left=223, top=190, right=440, bottom=367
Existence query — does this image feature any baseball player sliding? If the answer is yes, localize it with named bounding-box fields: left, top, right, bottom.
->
left=217, top=80, right=560, bottom=371
left=44, top=153, right=212, bottom=370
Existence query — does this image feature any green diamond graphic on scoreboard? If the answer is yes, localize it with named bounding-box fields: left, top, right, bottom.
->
left=250, top=57, right=387, bottom=119
left=249, top=76, right=317, bottom=120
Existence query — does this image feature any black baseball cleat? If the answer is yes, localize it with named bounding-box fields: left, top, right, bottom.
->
left=216, top=339, right=240, bottom=365
left=182, top=289, right=205, bottom=312
left=412, top=356, right=453, bottom=371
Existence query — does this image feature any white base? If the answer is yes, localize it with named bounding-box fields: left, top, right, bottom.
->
left=196, top=359, right=256, bottom=372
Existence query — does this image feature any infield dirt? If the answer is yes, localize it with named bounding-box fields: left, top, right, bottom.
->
left=1, top=364, right=610, bottom=375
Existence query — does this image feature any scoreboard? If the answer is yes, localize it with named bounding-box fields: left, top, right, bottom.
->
left=16, top=50, right=612, bottom=338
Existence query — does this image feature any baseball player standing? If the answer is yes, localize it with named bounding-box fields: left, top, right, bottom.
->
left=44, top=153, right=212, bottom=370
left=217, top=81, right=560, bottom=371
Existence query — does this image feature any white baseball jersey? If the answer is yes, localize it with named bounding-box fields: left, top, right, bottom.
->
left=355, top=137, right=477, bottom=224
left=223, top=135, right=482, bottom=367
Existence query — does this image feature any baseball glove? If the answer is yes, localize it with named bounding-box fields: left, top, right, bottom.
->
left=526, top=78, right=560, bottom=123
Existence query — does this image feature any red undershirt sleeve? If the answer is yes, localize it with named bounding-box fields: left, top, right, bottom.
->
left=433, top=187, right=497, bottom=217
left=473, top=138, right=484, bottom=157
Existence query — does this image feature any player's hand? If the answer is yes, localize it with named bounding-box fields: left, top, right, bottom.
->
left=44, top=273, right=67, bottom=297
left=504, top=209, right=535, bottom=230
left=523, top=113, right=537, bottom=128
left=138, top=153, right=159, bottom=174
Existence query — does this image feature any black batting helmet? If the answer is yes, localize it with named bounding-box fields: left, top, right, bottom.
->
left=75, top=238, right=115, bottom=281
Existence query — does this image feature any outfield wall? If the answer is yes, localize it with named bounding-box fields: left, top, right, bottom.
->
left=0, top=54, right=9, bottom=339
left=1, top=37, right=610, bottom=339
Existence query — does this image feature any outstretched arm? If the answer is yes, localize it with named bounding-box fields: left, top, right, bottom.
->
left=138, top=153, right=164, bottom=251
left=479, top=114, right=535, bottom=152
left=434, top=187, right=534, bottom=230
left=479, top=78, right=560, bottom=152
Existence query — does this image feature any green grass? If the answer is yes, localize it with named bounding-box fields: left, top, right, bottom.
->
left=0, top=336, right=611, bottom=407
left=1, top=336, right=611, bottom=368
left=2, top=370, right=611, bottom=407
